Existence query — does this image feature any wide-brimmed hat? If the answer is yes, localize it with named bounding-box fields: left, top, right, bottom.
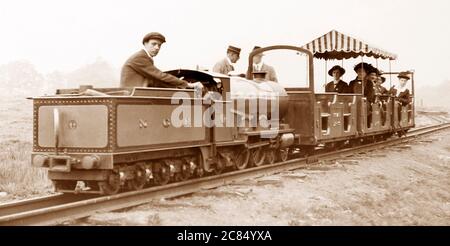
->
left=397, top=72, right=410, bottom=80
left=379, top=76, right=386, bottom=83
left=328, top=65, right=345, bottom=76
left=142, top=32, right=166, bottom=44
left=367, top=67, right=381, bottom=76
left=353, top=62, right=373, bottom=72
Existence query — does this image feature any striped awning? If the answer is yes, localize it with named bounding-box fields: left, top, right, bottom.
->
left=302, top=30, right=397, bottom=60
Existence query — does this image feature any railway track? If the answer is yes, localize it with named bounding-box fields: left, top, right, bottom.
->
left=1, top=123, right=449, bottom=226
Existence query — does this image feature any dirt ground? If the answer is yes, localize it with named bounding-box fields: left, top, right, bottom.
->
left=79, top=129, right=450, bottom=226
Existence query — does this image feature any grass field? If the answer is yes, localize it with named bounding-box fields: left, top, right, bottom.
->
left=0, top=94, right=52, bottom=199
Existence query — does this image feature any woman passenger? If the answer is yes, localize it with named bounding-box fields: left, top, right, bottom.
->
left=325, top=65, right=348, bottom=93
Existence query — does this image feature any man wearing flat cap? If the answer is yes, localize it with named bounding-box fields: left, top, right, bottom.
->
left=212, top=45, right=241, bottom=75
left=325, top=65, right=347, bottom=93
left=120, top=32, right=200, bottom=89
left=249, top=46, right=278, bottom=82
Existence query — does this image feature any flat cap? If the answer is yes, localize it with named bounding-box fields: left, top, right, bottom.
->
left=227, top=45, right=241, bottom=55
left=142, top=32, right=166, bottom=44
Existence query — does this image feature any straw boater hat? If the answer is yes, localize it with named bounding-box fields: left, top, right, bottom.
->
left=397, top=72, right=410, bottom=80
left=328, top=65, right=345, bottom=76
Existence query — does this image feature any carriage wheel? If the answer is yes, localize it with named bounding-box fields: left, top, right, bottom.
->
left=265, top=149, right=276, bottom=165
left=128, top=163, right=146, bottom=190
left=99, top=171, right=121, bottom=195
left=234, top=149, right=250, bottom=170
left=153, top=163, right=170, bottom=185
left=250, top=147, right=266, bottom=167
left=278, top=148, right=289, bottom=162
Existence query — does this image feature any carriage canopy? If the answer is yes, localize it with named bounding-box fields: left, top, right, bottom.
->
left=301, top=30, right=397, bottom=60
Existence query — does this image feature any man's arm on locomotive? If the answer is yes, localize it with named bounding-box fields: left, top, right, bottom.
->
left=130, top=56, right=188, bottom=88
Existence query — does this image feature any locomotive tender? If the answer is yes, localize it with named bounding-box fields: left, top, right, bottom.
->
left=31, top=38, right=415, bottom=195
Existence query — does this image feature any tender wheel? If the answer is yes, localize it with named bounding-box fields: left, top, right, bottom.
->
left=265, top=149, right=276, bottom=164
left=153, top=163, right=170, bottom=185
left=99, top=171, right=121, bottom=195
left=250, top=147, right=266, bottom=167
left=128, top=163, right=146, bottom=190
left=234, top=148, right=250, bottom=170
left=53, top=180, right=77, bottom=192
left=278, top=148, right=289, bottom=162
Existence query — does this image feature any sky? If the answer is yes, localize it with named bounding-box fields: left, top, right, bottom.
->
left=1, top=0, right=449, bottom=89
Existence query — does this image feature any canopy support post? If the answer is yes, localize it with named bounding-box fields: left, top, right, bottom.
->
left=361, top=56, right=365, bottom=96
left=325, top=60, right=328, bottom=89
left=389, top=59, right=392, bottom=88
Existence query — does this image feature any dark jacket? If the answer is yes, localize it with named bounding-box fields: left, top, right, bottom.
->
left=325, top=80, right=348, bottom=93
left=347, top=78, right=375, bottom=103
left=120, top=49, right=187, bottom=88
left=395, top=89, right=411, bottom=106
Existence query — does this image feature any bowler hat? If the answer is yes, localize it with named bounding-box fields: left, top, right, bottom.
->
left=397, top=72, right=410, bottom=80
left=328, top=65, right=345, bottom=76
left=142, top=32, right=166, bottom=44
left=227, top=45, right=241, bottom=55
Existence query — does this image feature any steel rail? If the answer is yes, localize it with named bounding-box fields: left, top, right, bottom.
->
left=0, top=123, right=449, bottom=226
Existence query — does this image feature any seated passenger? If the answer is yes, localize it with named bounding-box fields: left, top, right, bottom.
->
left=362, top=67, right=379, bottom=128
left=347, top=62, right=372, bottom=94
left=363, top=67, right=377, bottom=104
left=325, top=65, right=348, bottom=93
left=374, top=74, right=388, bottom=125
left=392, top=72, right=411, bottom=106
left=374, top=75, right=388, bottom=97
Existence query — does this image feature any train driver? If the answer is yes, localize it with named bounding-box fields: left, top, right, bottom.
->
left=120, top=32, right=202, bottom=89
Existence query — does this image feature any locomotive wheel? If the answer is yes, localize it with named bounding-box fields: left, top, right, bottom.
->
left=99, top=171, right=121, bottom=195
left=175, top=163, right=191, bottom=181
left=153, top=163, right=170, bottom=185
left=128, top=163, right=146, bottom=190
left=250, top=147, right=266, bottom=167
left=214, top=156, right=226, bottom=175
left=234, top=149, right=250, bottom=170
left=265, top=149, right=276, bottom=165
left=278, top=148, right=289, bottom=162
left=195, top=165, right=205, bottom=178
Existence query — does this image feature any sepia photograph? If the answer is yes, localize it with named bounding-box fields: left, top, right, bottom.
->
left=0, top=0, right=449, bottom=238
